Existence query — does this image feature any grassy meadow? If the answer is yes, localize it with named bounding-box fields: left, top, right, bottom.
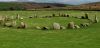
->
left=0, top=10, right=100, bottom=48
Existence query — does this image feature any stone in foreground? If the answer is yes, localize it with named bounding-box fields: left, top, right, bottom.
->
left=53, top=22, right=61, bottom=30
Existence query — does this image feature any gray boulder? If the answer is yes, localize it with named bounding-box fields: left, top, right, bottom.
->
left=67, top=22, right=75, bottom=29
left=53, top=23, right=60, bottom=30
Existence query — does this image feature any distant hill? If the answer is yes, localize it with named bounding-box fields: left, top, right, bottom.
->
left=0, top=2, right=100, bottom=11
left=64, top=2, right=100, bottom=11
left=82, top=2, right=100, bottom=5
left=0, top=2, right=68, bottom=10
left=80, top=2, right=100, bottom=10
left=0, top=2, right=24, bottom=10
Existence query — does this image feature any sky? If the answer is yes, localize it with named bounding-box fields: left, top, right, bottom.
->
left=0, top=0, right=100, bottom=4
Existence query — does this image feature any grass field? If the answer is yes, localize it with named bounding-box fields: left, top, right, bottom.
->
left=0, top=10, right=100, bottom=48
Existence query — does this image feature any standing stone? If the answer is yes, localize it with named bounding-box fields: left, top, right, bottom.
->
left=4, top=16, right=9, bottom=21
left=53, top=23, right=60, bottom=30
left=18, top=22, right=27, bottom=29
left=52, top=14, right=56, bottom=17
left=59, top=13, right=61, bottom=17
left=67, top=22, right=75, bottom=29
left=16, top=14, right=20, bottom=19
left=85, top=13, right=89, bottom=19
left=94, top=15, right=99, bottom=23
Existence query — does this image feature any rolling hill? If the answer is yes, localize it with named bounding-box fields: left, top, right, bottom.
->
left=0, top=2, right=68, bottom=10
left=0, top=2, right=100, bottom=11
left=65, top=2, right=100, bottom=11
left=79, top=2, right=100, bottom=10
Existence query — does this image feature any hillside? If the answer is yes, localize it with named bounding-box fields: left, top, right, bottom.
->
left=0, top=2, right=100, bottom=11
left=0, top=2, right=24, bottom=10
left=65, top=2, right=100, bottom=11
left=80, top=2, right=100, bottom=10
left=0, top=2, right=67, bottom=10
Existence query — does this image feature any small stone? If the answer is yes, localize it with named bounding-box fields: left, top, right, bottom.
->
left=94, top=15, right=99, bottom=23
left=74, top=25, right=80, bottom=29
left=80, top=23, right=90, bottom=27
left=53, top=22, right=60, bottom=30
left=67, top=22, right=75, bottom=29
left=17, top=22, right=27, bottom=29
left=60, top=26, right=66, bottom=29
left=42, top=27, right=49, bottom=30
left=35, top=26, right=41, bottom=30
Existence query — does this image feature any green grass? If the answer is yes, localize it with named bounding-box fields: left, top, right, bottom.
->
left=0, top=10, right=100, bottom=48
